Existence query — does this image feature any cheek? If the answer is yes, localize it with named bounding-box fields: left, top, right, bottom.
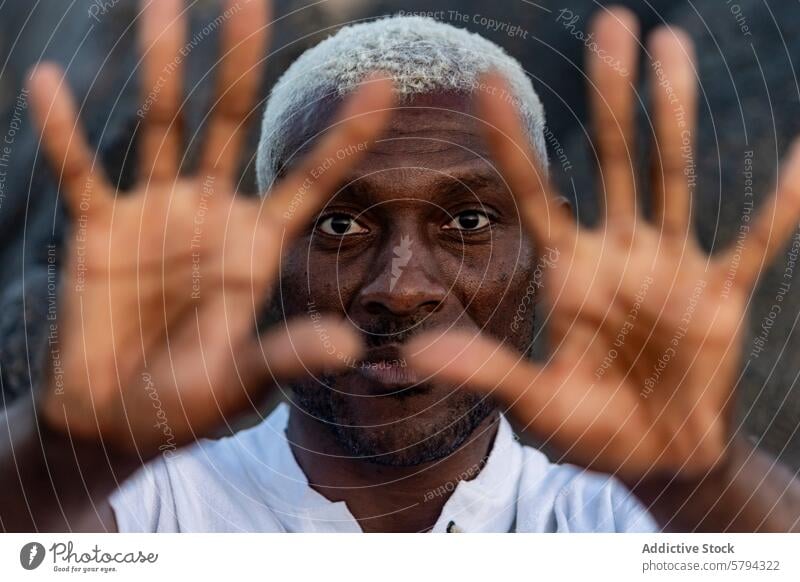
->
left=441, top=239, right=536, bottom=335
left=280, top=245, right=369, bottom=316
left=275, top=266, right=309, bottom=318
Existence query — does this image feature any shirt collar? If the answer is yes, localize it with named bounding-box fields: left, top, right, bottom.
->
left=248, top=403, right=523, bottom=532
left=430, top=413, right=522, bottom=532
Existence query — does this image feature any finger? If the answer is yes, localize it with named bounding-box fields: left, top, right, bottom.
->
left=138, top=0, right=186, bottom=181
left=403, top=330, right=618, bottom=444
left=157, top=315, right=362, bottom=443
left=237, top=315, right=363, bottom=397
left=200, top=0, right=270, bottom=184
left=27, top=63, right=112, bottom=215
left=404, top=329, right=544, bottom=403
left=588, top=7, right=640, bottom=223
left=720, top=140, right=800, bottom=290
left=477, top=72, right=573, bottom=248
left=649, top=26, right=697, bottom=239
left=263, top=75, right=394, bottom=239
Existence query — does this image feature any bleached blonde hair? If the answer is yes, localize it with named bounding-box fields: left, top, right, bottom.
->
left=256, top=15, right=548, bottom=192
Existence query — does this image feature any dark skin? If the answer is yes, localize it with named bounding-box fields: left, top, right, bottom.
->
left=281, top=91, right=534, bottom=532
left=2, top=1, right=800, bottom=533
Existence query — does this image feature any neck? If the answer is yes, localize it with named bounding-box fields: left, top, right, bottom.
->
left=286, top=407, right=499, bottom=533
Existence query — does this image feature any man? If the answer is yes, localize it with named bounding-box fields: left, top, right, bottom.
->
left=2, top=0, right=800, bottom=532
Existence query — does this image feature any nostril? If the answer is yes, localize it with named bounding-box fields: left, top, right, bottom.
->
left=361, top=293, right=443, bottom=317
left=363, top=300, right=388, bottom=316
left=357, top=256, right=448, bottom=317
left=418, top=298, right=443, bottom=314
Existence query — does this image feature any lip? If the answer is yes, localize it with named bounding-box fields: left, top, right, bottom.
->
left=356, top=344, right=421, bottom=389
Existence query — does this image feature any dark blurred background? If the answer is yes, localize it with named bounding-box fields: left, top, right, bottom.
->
left=2, top=0, right=800, bottom=467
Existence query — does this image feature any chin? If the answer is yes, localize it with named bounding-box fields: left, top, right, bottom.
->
left=292, top=374, right=497, bottom=467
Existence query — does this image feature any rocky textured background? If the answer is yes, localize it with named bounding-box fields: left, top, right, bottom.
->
left=1, top=0, right=799, bottom=466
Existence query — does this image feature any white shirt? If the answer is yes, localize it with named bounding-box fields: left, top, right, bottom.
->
left=110, top=403, right=658, bottom=532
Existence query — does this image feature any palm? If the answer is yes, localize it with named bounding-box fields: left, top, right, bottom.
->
left=62, top=179, right=271, bottom=449
left=30, top=0, right=392, bottom=455
left=539, top=226, right=741, bottom=476
left=406, top=13, right=800, bottom=480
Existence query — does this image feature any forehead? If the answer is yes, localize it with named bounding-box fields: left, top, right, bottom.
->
left=282, top=91, right=498, bottom=200
left=369, top=93, right=491, bottom=171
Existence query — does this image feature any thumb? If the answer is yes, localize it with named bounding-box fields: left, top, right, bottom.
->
left=403, top=329, right=543, bottom=404
left=405, top=331, right=604, bottom=450
left=238, top=315, right=363, bottom=396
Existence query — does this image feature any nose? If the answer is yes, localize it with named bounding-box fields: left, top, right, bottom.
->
left=357, top=234, right=447, bottom=317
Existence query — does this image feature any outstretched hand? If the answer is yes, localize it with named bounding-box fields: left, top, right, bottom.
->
left=405, top=9, right=800, bottom=481
left=29, top=0, right=393, bottom=455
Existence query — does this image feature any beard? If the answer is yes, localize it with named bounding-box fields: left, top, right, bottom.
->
left=290, top=313, right=497, bottom=467
left=291, top=374, right=496, bottom=467
left=266, top=285, right=537, bottom=467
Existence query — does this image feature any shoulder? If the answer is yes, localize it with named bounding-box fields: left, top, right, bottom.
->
left=109, top=451, right=179, bottom=532
left=109, top=422, right=286, bottom=532
left=514, top=445, right=659, bottom=532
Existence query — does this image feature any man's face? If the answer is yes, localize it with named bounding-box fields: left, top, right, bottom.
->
left=273, top=91, right=538, bottom=465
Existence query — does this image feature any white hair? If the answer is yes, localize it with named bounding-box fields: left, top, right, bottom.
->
left=256, top=15, right=548, bottom=192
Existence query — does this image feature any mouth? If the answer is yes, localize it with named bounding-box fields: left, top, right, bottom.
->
left=355, top=344, right=421, bottom=390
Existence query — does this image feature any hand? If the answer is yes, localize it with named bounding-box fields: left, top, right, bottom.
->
left=405, top=9, right=800, bottom=481
left=30, top=0, right=393, bottom=456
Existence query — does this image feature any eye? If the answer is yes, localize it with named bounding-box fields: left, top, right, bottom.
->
left=316, top=213, right=369, bottom=236
left=443, top=210, right=493, bottom=231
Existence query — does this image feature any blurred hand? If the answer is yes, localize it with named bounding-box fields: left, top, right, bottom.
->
left=30, top=0, right=393, bottom=456
left=405, top=9, right=800, bottom=480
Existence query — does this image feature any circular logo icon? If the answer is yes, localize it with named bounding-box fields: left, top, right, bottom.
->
left=19, top=542, right=46, bottom=570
